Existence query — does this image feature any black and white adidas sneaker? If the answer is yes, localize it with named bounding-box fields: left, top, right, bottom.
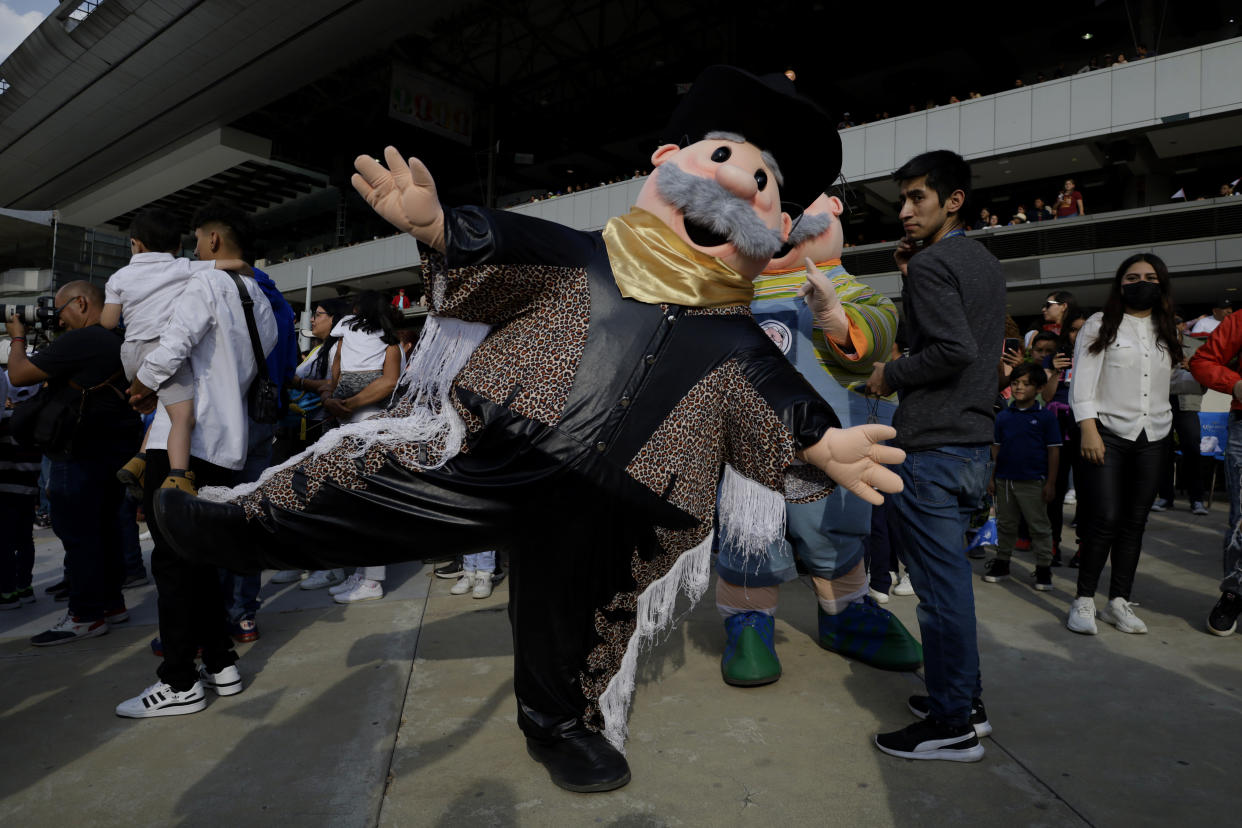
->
left=874, top=718, right=985, bottom=762
left=115, top=681, right=207, bottom=718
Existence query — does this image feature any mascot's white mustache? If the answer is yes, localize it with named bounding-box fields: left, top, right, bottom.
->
left=655, top=162, right=786, bottom=259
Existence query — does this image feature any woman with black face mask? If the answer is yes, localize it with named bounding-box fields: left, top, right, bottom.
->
left=1066, top=253, right=1182, bottom=636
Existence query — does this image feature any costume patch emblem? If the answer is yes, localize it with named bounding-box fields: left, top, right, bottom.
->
left=759, top=319, right=793, bottom=354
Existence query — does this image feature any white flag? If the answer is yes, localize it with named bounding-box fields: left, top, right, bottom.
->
left=1171, top=188, right=1185, bottom=200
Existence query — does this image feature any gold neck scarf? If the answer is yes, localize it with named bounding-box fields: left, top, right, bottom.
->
left=602, top=207, right=755, bottom=308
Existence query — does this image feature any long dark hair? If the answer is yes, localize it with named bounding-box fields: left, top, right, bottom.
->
left=1056, top=303, right=1088, bottom=355
left=1086, top=253, right=1182, bottom=365
left=346, top=290, right=399, bottom=345
left=311, top=298, right=347, bottom=379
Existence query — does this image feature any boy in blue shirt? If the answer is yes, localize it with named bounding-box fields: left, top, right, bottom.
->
left=985, top=363, right=1062, bottom=590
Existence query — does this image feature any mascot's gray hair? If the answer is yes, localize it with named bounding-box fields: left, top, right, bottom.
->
left=697, top=132, right=833, bottom=248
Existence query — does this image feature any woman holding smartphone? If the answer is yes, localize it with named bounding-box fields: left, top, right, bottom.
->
left=1068, top=253, right=1180, bottom=635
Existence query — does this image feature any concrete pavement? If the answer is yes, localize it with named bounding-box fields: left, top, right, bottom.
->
left=1, top=502, right=1238, bottom=827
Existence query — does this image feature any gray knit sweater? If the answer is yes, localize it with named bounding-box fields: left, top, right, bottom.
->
left=884, top=235, right=1006, bottom=451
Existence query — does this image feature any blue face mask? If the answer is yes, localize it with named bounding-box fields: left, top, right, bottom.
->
left=1121, top=280, right=1161, bottom=311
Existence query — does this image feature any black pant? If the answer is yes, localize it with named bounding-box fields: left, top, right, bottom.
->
left=243, top=452, right=659, bottom=736
left=1075, top=427, right=1169, bottom=600
left=145, top=450, right=238, bottom=690
left=1048, top=414, right=1081, bottom=553
left=1157, top=404, right=1204, bottom=503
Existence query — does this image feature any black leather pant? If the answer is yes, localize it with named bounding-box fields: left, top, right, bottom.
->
left=1075, top=427, right=1170, bottom=600
left=252, top=453, right=659, bottom=738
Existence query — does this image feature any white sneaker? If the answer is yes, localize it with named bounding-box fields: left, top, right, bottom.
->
left=1191, top=501, right=1209, bottom=516
left=1063, top=489, right=1077, bottom=505
left=1066, top=596, right=1098, bottom=635
left=472, top=571, right=494, bottom=599
left=116, top=681, right=207, bottom=718
left=300, top=569, right=345, bottom=590
left=892, top=573, right=915, bottom=597
left=270, top=569, right=306, bottom=584
left=329, top=572, right=363, bottom=595
left=1099, top=597, right=1148, bottom=634
left=868, top=588, right=891, bottom=604
left=450, top=571, right=476, bottom=595
left=198, top=664, right=243, bottom=696
left=334, top=578, right=383, bottom=604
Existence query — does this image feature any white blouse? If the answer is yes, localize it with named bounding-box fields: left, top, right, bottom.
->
left=331, top=315, right=389, bottom=372
left=1071, top=312, right=1172, bottom=441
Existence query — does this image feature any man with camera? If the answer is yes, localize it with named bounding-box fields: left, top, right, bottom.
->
left=114, top=204, right=278, bottom=718
left=6, top=281, right=142, bottom=645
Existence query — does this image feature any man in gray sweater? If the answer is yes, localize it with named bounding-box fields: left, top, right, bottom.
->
left=865, top=150, right=1005, bottom=762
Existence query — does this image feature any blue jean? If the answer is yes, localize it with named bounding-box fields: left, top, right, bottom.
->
left=888, top=445, right=991, bottom=726
left=1222, top=415, right=1242, bottom=594
left=716, top=495, right=869, bottom=587
left=0, top=493, right=36, bottom=594
left=47, top=450, right=133, bottom=620
left=37, top=456, right=51, bottom=516
left=119, top=496, right=145, bottom=578
left=217, top=420, right=274, bottom=623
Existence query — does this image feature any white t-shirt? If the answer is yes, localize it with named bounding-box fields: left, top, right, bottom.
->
left=105, top=253, right=211, bottom=342
left=331, top=316, right=389, bottom=372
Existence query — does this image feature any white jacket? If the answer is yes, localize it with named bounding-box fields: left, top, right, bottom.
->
left=137, top=269, right=277, bottom=470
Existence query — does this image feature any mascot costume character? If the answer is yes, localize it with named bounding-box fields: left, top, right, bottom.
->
left=154, top=67, right=906, bottom=793
left=716, top=193, right=922, bottom=686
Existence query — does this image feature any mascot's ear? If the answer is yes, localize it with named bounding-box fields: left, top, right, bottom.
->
left=650, top=144, right=680, bottom=167
left=779, top=211, right=793, bottom=242
left=826, top=195, right=845, bottom=218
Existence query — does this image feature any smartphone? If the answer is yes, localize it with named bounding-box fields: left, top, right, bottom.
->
left=1003, top=337, right=1023, bottom=355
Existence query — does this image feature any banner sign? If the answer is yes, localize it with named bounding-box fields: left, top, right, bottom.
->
left=389, top=64, right=474, bottom=145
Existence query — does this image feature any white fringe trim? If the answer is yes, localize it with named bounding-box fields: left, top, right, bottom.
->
left=717, top=463, right=787, bottom=573
left=200, top=314, right=491, bottom=503
left=598, top=531, right=715, bottom=752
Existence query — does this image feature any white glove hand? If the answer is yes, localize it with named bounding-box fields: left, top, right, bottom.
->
left=799, top=425, right=905, bottom=506
left=795, top=257, right=850, bottom=346
left=352, top=146, right=446, bottom=251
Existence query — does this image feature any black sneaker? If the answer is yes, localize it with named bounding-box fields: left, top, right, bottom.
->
left=907, top=694, right=992, bottom=737
left=0, top=592, right=19, bottom=610
left=1068, top=552, right=1081, bottom=568
left=875, top=717, right=984, bottom=762
left=1033, top=566, right=1053, bottom=592
left=982, top=559, right=1010, bottom=582
left=434, top=558, right=464, bottom=579
left=44, top=578, right=68, bottom=594
left=1207, top=591, right=1240, bottom=637
left=16, top=586, right=35, bottom=604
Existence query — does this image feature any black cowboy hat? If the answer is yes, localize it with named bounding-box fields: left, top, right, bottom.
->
left=661, top=65, right=841, bottom=215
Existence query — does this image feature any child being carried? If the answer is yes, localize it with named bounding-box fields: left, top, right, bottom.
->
left=102, top=209, right=205, bottom=496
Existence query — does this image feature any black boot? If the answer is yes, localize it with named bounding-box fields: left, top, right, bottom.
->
left=525, top=728, right=631, bottom=793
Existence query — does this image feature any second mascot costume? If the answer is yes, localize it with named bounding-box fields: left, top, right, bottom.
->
left=716, top=193, right=922, bottom=684
left=154, top=67, right=907, bottom=793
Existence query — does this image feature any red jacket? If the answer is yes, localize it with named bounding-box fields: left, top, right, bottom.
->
left=1188, top=311, right=1242, bottom=411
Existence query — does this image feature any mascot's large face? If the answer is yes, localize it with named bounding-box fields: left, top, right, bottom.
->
left=634, top=135, right=792, bottom=278
left=763, top=193, right=844, bottom=273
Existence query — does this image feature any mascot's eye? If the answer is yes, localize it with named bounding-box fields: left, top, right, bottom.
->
left=710, top=146, right=731, bottom=163
left=754, top=170, right=768, bottom=191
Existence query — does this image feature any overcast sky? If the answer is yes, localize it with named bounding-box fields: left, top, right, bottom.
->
left=1, top=1, right=61, bottom=64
